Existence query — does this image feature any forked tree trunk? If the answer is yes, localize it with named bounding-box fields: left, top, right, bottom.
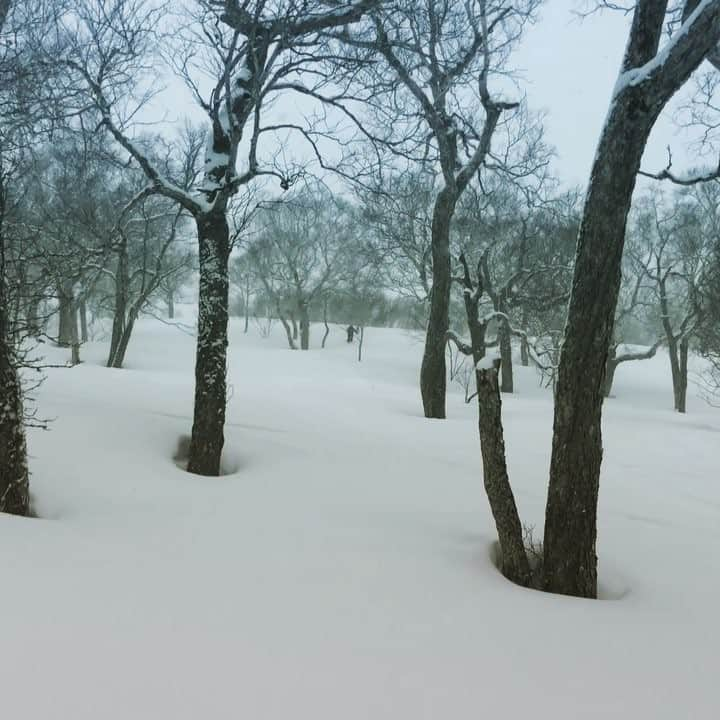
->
left=187, top=211, right=231, bottom=476
left=458, top=263, right=530, bottom=586
left=543, top=0, right=720, bottom=598
left=420, top=189, right=455, bottom=419
left=499, top=319, right=513, bottom=394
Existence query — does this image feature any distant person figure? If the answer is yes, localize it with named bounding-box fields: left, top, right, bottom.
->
left=346, top=325, right=356, bottom=343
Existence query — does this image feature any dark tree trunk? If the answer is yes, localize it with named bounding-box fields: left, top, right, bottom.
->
left=458, top=258, right=529, bottom=586
left=420, top=189, right=455, bottom=419
left=79, top=298, right=88, bottom=343
left=499, top=319, right=513, bottom=394
left=541, top=0, right=720, bottom=597
left=57, top=287, right=75, bottom=347
left=243, top=276, right=250, bottom=334
left=290, top=313, right=298, bottom=341
left=357, top=324, right=364, bottom=362
left=298, top=301, right=310, bottom=351
left=321, top=297, right=330, bottom=349
left=108, top=240, right=128, bottom=368
left=167, top=290, right=175, bottom=319
left=187, top=211, right=231, bottom=476
left=603, top=345, right=618, bottom=398
left=520, top=335, right=529, bottom=367
left=675, top=337, right=689, bottom=413
left=0, top=298, right=30, bottom=516
left=475, top=365, right=531, bottom=586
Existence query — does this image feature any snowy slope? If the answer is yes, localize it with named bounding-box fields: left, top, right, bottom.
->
left=2, top=316, right=719, bottom=719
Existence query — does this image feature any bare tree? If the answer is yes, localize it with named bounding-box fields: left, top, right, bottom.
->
left=68, top=0, right=377, bottom=475
left=543, top=0, right=720, bottom=598
left=338, top=0, right=541, bottom=418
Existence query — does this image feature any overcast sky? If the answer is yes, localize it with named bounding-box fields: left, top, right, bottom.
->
left=516, top=1, right=708, bottom=189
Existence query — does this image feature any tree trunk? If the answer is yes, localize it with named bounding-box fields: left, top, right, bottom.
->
left=357, top=324, right=364, bottom=362
left=167, top=290, right=175, bottom=319
left=108, top=240, right=128, bottom=368
left=420, top=189, right=455, bottom=419
left=520, top=335, right=529, bottom=367
left=676, top=337, right=689, bottom=413
left=543, top=17, right=672, bottom=597
left=79, top=298, right=88, bottom=343
left=458, top=265, right=529, bottom=586
left=298, top=300, right=310, bottom=351
left=187, top=211, right=231, bottom=476
left=290, top=313, right=298, bottom=341
left=603, top=345, right=618, bottom=398
left=0, top=298, right=30, bottom=516
left=475, top=364, right=531, bottom=586
left=57, top=287, right=75, bottom=347
left=243, top=276, right=250, bottom=334
left=321, top=297, right=330, bottom=349
left=499, top=319, right=514, bottom=394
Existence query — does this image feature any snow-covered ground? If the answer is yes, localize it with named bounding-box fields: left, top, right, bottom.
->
left=3, top=315, right=719, bottom=719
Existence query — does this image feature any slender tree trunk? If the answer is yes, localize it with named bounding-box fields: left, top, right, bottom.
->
left=290, top=313, right=298, bottom=341
left=357, top=324, right=364, bottom=362
left=499, top=319, right=514, bottom=394
left=475, top=365, right=530, bottom=586
left=187, top=211, right=231, bottom=476
left=108, top=241, right=128, bottom=368
left=167, top=290, right=175, bottom=319
left=243, top=276, right=250, bottom=333
left=110, top=316, right=136, bottom=370
left=520, top=309, right=529, bottom=367
left=321, top=297, right=330, bottom=349
left=459, top=269, right=529, bottom=585
left=57, top=287, right=75, bottom=347
left=298, top=300, right=310, bottom=351
left=79, top=298, right=88, bottom=343
left=420, top=189, right=456, bottom=419
left=676, top=337, right=689, bottom=413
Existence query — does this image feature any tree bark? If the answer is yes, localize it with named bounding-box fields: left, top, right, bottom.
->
left=0, top=297, right=30, bottom=516
left=108, top=238, right=128, bottom=368
left=321, top=297, right=330, bottom=349
left=298, top=300, right=310, bottom=351
left=79, top=298, right=88, bottom=343
left=187, top=211, right=231, bottom=476
left=243, top=276, right=250, bottom=333
left=676, top=336, right=689, bottom=413
left=475, top=364, right=531, bottom=586
left=167, top=290, right=175, bottom=319
left=543, top=0, right=720, bottom=598
left=499, top=319, right=514, bottom=394
left=603, top=347, right=619, bottom=398
left=57, top=286, right=75, bottom=347
left=420, top=189, right=455, bottom=418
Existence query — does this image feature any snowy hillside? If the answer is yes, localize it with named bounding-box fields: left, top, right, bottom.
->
left=3, top=317, right=719, bottom=719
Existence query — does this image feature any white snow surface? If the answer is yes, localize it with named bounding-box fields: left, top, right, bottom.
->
left=4, top=314, right=720, bottom=719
